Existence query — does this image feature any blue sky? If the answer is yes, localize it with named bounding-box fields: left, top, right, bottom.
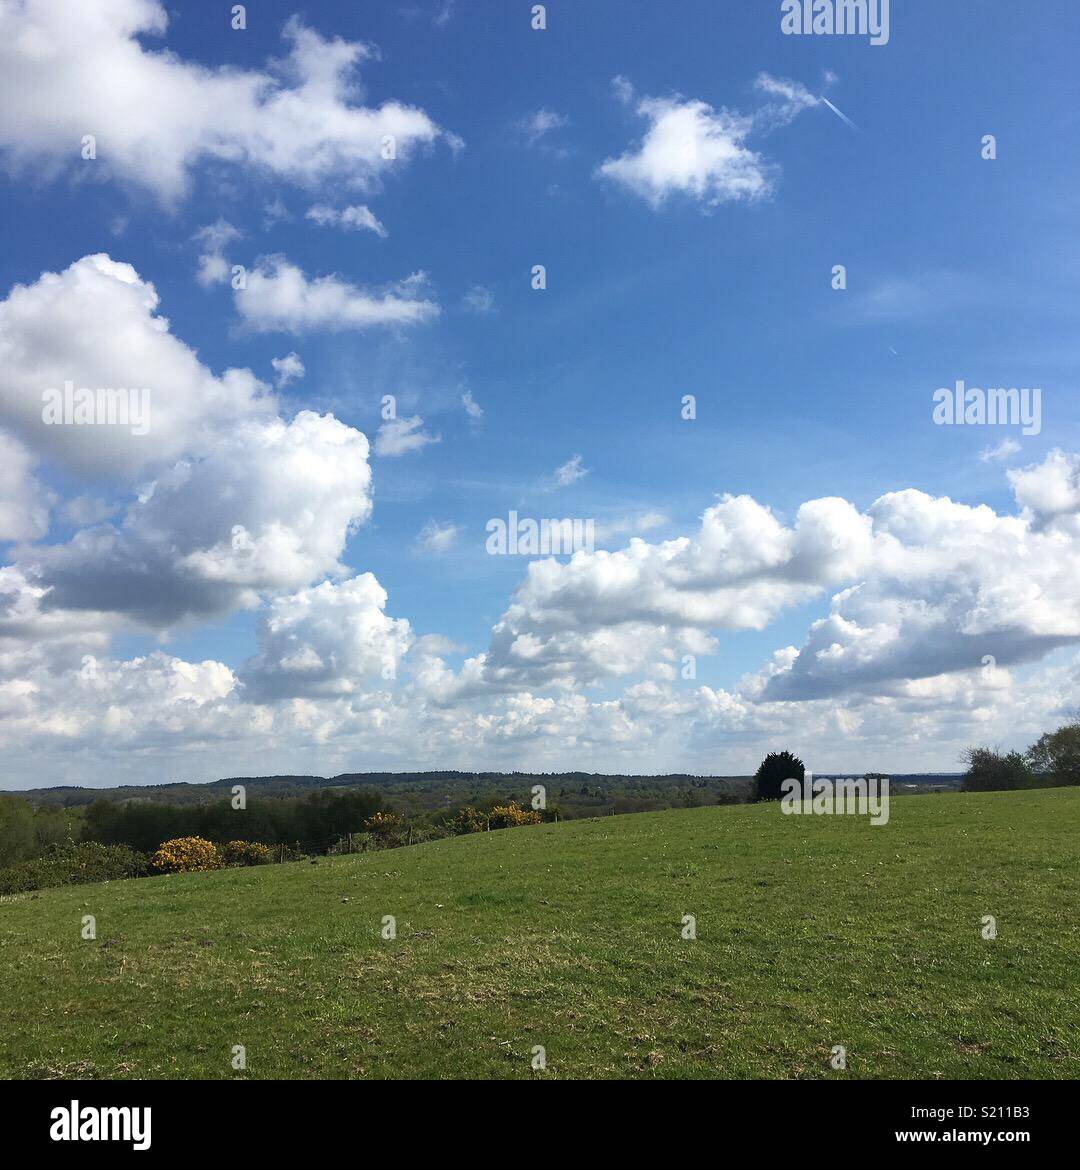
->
left=1, top=1, right=1079, bottom=785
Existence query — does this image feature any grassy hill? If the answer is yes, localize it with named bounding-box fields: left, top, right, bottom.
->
left=1, top=789, right=1076, bottom=1079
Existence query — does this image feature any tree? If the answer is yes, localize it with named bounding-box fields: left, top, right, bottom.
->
left=0, top=795, right=37, bottom=867
left=753, top=752, right=804, bottom=802
left=1026, top=721, right=1080, bottom=786
left=961, top=747, right=1035, bottom=792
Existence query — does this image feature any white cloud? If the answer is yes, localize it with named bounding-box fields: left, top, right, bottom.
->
left=597, top=73, right=820, bottom=210
left=235, top=257, right=438, bottom=333
left=0, top=431, right=50, bottom=541
left=517, top=108, right=568, bottom=147
left=461, top=389, right=483, bottom=422
left=305, top=204, right=388, bottom=237
left=194, top=219, right=241, bottom=287
left=550, top=454, right=588, bottom=488
left=25, top=411, right=374, bottom=627
left=414, top=520, right=459, bottom=555
left=240, top=574, right=410, bottom=701
left=375, top=415, right=440, bottom=457
left=598, top=92, right=768, bottom=209
left=752, top=72, right=821, bottom=126
left=0, top=254, right=274, bottom=480
left=271, top=352, right=306, bottom=387
left=0, top=3, right=453, bottom=202
left=455, top=493, right=870, bottom=693
left=980, top=438, right=1021, bottom=463
left=1009, top=449, right=1080, bottom=527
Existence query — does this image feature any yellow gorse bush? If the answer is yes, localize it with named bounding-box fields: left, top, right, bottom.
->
left=488, top=801, right=542, bottom=829
left=448, top=806, right=486, bottom=834
left=150, top=836, right=224, bottom=873
left=363, top=811, right=405, bottom=838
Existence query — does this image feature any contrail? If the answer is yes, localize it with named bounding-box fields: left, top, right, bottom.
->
left=821, top=96, right=861, bottom=133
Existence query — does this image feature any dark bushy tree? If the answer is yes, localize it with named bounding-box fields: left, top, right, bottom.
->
left=961, top=748, right=1035, bottom=792
left=753, top=751, right=804, bottom=802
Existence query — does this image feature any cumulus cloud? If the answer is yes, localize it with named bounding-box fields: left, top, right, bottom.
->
left=597, top=73, right=819, bottom=210
left=235, top=257, right=438, bottom=333
left=375, top=415, right=440, bottom=457
left=0, top=3, right=452, bottom=202
left=305, top=204, right=388, bottom=237
left=0, top=254, right=273, bottom=480
left=444, top=494, right=871, bottom=695
left=759, top=472, right=1080, bottom=699
left=5, top=412, right=1080, bottom=783
left=24, top=411, right=374, bottom=627
left=240, top=574, right=410, bottom=701
left=1009, top=449, right=1080, bottom=528
left=0, top=431, right=50, bottom=541
left=430, top=453, right=1080, bottom=706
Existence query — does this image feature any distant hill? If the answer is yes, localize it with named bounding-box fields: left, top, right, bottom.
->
left=2, top=770, right=760, bottom=811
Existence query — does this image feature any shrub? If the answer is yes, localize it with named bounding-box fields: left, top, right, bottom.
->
left=150, top=836, right=223, bottom=873
left=962, top=748, right=1036, bottom=792
left=753, top=751, right=805, bottom=802
left=488, top=801, right=542, bottom=829
left=367, top=809, right=409, bottom=847
left=220, top=839, right=272, bottom=867
left=363, top=811, right=403, bottom=835
left=0, top=842, right=149, bottom=895
left=447, top=806, right=487, bottom=835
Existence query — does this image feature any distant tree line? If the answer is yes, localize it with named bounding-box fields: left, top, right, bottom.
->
left=82, top=788, right=385, bottom=853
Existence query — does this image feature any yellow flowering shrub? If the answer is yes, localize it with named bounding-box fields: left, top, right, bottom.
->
left=150, top=836, right=223, bottom=873
left=363, top=811, right=405, bottom=840
left=488, top=802, right=542, bottom=829
left=448, top=806, right=486, bottom=835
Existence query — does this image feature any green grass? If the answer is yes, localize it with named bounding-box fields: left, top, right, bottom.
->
left=1, top=789, right=1076, bottom=1079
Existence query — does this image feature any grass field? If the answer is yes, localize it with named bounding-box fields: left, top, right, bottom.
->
left=1, top=789, right=1077, bottom=1079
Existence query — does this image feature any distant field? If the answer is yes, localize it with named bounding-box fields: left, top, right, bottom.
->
left=1, top=789, right=1076, bottom=1079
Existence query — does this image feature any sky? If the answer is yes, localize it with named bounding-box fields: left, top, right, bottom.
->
left=1, top=0, right=1079, bottom=788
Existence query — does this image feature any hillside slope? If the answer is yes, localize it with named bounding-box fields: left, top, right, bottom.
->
left=1, top=790, right=1077, bottom=1079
